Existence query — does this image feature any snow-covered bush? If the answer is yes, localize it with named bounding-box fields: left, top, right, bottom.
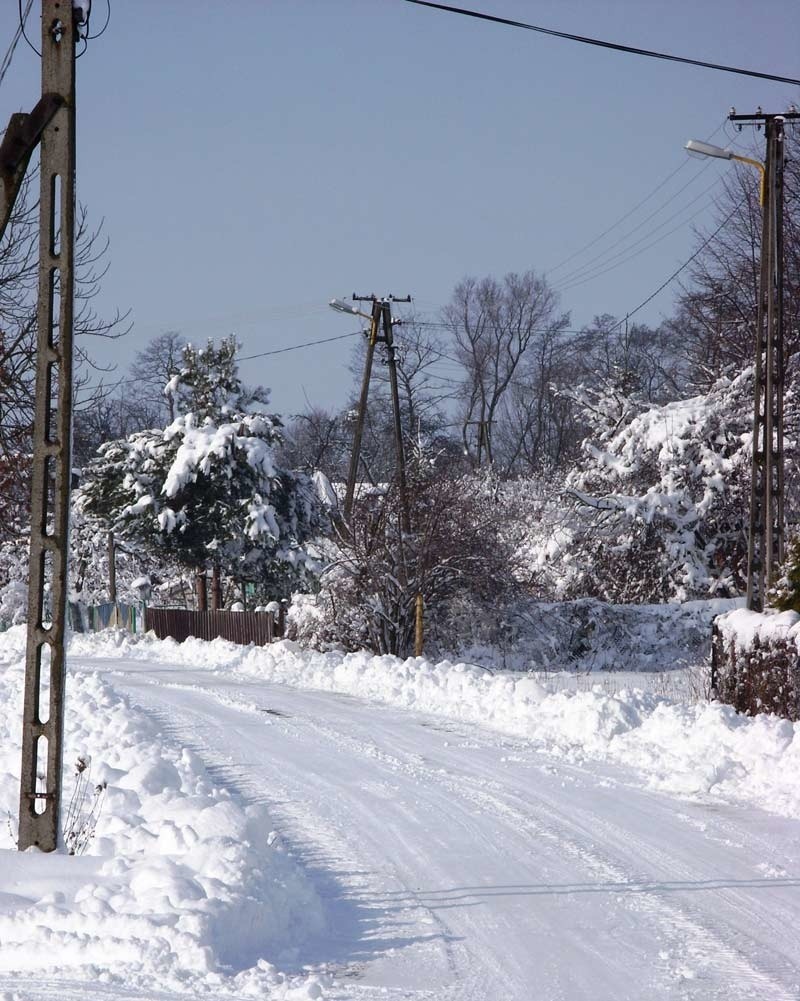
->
left=78, top=411, right=325, bottom=599
left=769, top=535, right=800, bottom=613
left=77, top=337, right=329, bottom=603
left=291, top=469, right=524, bottom=657
left=536, top=369, right=793, bottom=603
left=714, top=608, right=800, bottom=720
left=0, top=579, right=27, bottom=628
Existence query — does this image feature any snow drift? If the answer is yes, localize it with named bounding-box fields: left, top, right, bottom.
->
left=0, top=627, right=326, bottom=998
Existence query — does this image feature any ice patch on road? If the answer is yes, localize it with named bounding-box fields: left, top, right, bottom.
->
left=0, top=627, right=326, bottom=999
left=70, top=628, right=800, bottom=821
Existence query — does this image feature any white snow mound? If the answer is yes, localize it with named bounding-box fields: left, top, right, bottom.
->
left=0, top=627, right=326, bottom=999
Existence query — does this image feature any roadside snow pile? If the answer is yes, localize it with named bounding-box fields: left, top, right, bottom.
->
left=80, top=629, right=800, bottom=820
left=0, top=627, right=326, bottom=999
left=453, top=596, right=741, bottom=673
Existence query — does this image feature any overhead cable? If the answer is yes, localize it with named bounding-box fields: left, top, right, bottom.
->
left=0, top=0, right=33, bottom=88
left=403, top=0, right=800, bottom=86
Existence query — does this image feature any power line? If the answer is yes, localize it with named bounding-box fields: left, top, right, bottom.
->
left=608, top=202, right=741, bottom=331
left=16, top=0, right=40, bottom=57
left=239, top=328, right=363, bottom=361
left=403, top=0, right=800, bottom=86
left=0, top=0, right=33, bottom=89
left=75, top=328, right=366, bottom=398
left=554, top=177, right=724, bottom=292
left=552, top=162, right=718, bottom=288
left=547, top=121, right=725, bottom=277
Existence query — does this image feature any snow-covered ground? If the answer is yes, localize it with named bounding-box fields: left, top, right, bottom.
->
left=1, top=627, right=799, bottom=999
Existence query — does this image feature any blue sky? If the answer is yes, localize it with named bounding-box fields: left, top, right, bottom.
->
left=1, top=0, right=798, bottom=415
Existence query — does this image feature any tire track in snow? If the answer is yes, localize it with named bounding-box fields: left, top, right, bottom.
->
left=97, top=667, right=800, bottom=1001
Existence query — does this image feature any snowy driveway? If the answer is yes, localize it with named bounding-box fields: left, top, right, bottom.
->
left=76, top=654, right=800, bottom=1001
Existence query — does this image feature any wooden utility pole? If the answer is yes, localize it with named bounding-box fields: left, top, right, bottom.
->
left=195, top=569, right=208, bottom=612
left=344, top=299, right=382, bottom=522
left=414, top=593, right=424, bottom=656
left=18, top=0, right=79, bottom=852
left=731, top=111, right=800, bottom=610
left=381, top=298, right=411, bottom=535
left=464, top=419, right=492, bottom=467
left=211, top=564, right=222, bottom=611
left=344, top=294, right=412, bottom=532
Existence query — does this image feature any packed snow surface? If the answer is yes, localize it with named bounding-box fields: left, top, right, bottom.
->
left=73, top=628, right=800, bottom=821
left=1, top=626, right=799, bottom=999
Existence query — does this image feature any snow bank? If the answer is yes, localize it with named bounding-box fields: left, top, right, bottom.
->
left=716, top=607, right=800, bottom=651
left=77, top=629, right=800, bottom=821
left=456, top=596, right=742, bottom=673
left=0, top=627, right=326, bottom=998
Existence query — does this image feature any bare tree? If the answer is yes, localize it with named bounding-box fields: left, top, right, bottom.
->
left=664, top=130, right=799, bottom=391
left=305, top=466, right=521, bottom=657
left=278, top=406, right=351, bottom=482
left=0, top=171, right=129, bottom=535
left=444, top=271, right=568, bottom=468
left=494, top=322, right=576, bottom=475
left=128, top=331, right=186, bottom=423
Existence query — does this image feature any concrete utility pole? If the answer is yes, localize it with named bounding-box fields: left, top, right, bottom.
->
left=17, top=0, right=79, bottom=852
left=731, top=110, right=800, bottom=610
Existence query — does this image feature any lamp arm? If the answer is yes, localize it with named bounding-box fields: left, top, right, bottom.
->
left=731, top=154, right=766, bottom=206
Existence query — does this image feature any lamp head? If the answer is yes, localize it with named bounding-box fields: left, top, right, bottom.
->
left=684, top=139, right=734, bottom=160
left=329, top=298, right=360, bottom=315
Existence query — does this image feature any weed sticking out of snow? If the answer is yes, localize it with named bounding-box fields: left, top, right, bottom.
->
left=0, top=626, right=328, bottom=998
left=62, top=755, right=107, bottom=856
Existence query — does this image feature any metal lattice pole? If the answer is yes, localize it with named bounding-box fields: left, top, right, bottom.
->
left=18, top=0, right=77, bottom=852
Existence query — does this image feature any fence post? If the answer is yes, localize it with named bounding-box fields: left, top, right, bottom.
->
left=710, top=619, right=719, bottom=699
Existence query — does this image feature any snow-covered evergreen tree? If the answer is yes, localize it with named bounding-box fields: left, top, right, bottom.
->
left=165, top=335, right=269, bottom=421
left=78, top=339, right=326, bottom=600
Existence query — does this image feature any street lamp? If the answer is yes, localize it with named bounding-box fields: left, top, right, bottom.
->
left=684, top=139, right=765, bottom=204
left=685, top=127, right=778, bottom=610
left=329, top=297, right=371, bottom=320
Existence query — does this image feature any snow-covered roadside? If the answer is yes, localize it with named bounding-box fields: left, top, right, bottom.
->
left=0, top=627, right=326, bottom=999
left=72, top=629, right=800, bottom=821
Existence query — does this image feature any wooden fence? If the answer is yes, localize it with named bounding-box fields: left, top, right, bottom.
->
left=143, top=607, right=283, bottom=646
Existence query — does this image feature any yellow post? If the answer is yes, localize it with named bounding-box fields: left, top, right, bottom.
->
left=414, top=593, right=424, bottom=657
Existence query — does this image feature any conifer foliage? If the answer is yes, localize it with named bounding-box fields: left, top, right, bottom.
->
left=78, top=337, right=324, bottom=596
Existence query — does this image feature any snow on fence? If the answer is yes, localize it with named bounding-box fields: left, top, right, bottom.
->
left=712, top=609, right=800, bottom=720
left=143, top=607, right=284, bottom=646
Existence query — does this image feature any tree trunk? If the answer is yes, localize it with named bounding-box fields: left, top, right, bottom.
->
left=195, top=568, right=208, bottom=611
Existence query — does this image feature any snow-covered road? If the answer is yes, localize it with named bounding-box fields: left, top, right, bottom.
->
left=76, top=654, right=800, bottom=1001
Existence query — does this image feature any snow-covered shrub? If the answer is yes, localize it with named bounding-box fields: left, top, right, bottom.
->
left=0, top=579, right=27, bottom=628
left=292, top=469, right=524, bottom=657
left=536, top=369, right=794, bottom=603
left=769, top=535, right=800, bottom=613
left=713, top=609, right=800, bottom=720
left=78, top=411, right=326, bottom=600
